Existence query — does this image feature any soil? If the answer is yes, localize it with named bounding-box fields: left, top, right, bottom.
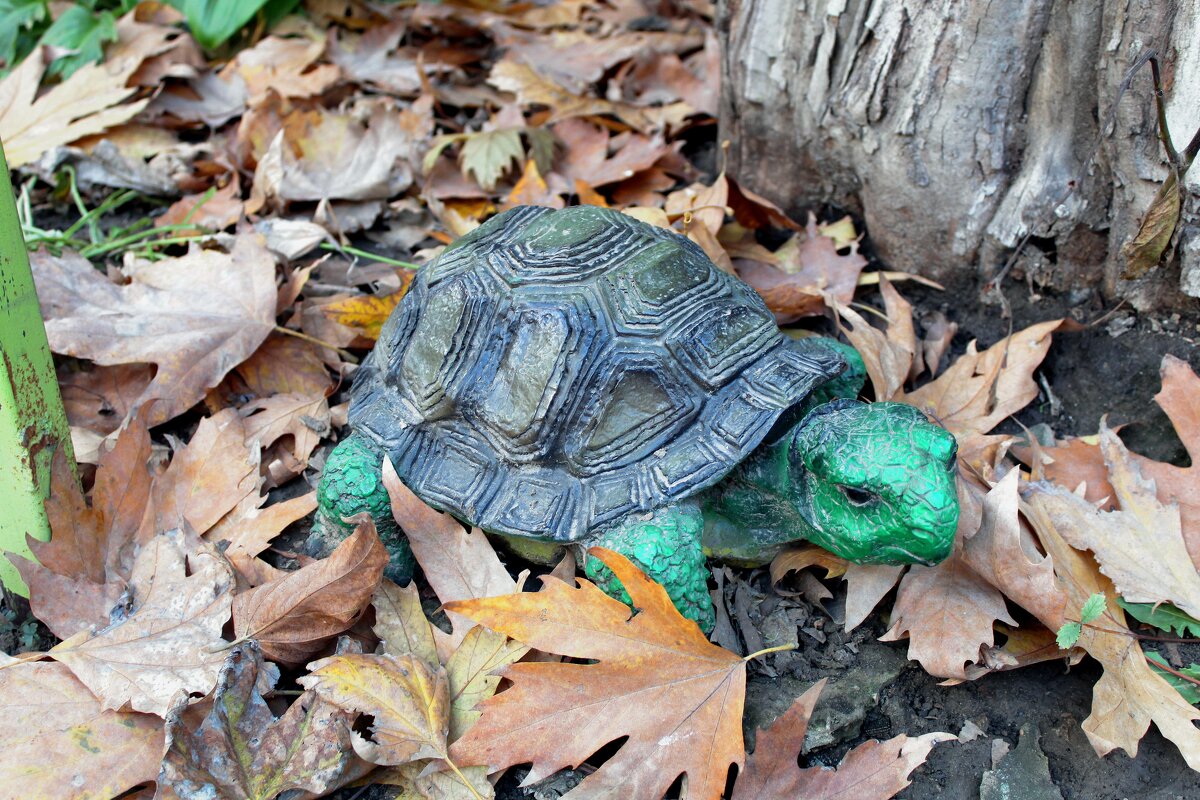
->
left=6, top=198, right=1200, bottom=800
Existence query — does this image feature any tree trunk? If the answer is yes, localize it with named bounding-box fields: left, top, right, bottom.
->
left=718, top=0, right=1200, bottom=310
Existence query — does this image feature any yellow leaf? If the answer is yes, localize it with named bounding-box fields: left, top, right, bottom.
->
left=1121, top=169, right=1181, bottom=279
left=321, top=273, right=414, bottom=340
left=301, top=653, right=450, bottom=766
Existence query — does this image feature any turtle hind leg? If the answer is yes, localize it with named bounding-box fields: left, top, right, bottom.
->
left=583, top=502, right=715, bottom=633
left=313, top=434, right=415, bottom=584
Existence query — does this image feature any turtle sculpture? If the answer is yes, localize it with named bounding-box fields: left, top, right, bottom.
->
left=313, top=205, right=959, bottom=630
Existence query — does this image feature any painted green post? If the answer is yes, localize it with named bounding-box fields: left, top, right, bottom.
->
left=0, top=140, right=73, bottom=596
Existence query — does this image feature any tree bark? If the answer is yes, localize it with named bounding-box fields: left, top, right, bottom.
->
left=718, top=0, right=1200, bottom=310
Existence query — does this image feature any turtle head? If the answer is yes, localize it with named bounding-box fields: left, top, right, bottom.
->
left=789, top=399, right=959, bottom=565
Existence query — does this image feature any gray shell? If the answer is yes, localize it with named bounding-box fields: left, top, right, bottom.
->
left=349, top=205, right=845, bottom=542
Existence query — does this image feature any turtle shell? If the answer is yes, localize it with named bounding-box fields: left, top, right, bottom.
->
left=349, top=205, right=845, bottom=542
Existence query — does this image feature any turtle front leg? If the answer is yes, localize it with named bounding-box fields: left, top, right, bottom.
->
left=312, top=434, right=415, bottom=584
left=582, top=502, right=714, bottom=633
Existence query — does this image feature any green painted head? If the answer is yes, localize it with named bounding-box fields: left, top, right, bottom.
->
left=789, top=399, right=959, bottom=565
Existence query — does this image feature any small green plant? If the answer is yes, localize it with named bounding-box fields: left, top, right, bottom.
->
left=0, top=0, right=302, bottom=78
left=0, top=0, right=135, bottom=78
left=18, top=167, right=215, bottom=260
left=1056, top=592, right=1107, bottom=649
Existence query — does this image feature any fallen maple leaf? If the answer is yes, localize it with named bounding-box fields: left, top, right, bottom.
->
left=320, top=279, right=414, bottom=341
left=490, top=58, right=651, bottom=131
left=739, top=215, right=868, bottom=324
left=1033, top=425, right=1200, bottom=621
left=49, top=529, right=234, bottom=716
left=232, top=516, right=387, bottom=665
left=205, top=491, right=318, bottom=582
left=0, top=661, right=163, bottom=798
left=0, top=37, right=169, bottom=168
left=249, top=103, right=419, bottom=210
left=383, top=458, right=516, bottom=650
left=241, top=391, right=331, bottom=475
left=371, top=580, right=528, bottom=744
left=732, top=680, right=952, bottom=799
left=447, top=548, right=747, bottom=800
left=1024, top=483, right=1200, bottom=769
left=138, top=408, right=260, bottom=541
left=11, top=416, right=154, bottom=638
left=222, top=32, right=340, bottom=106
left=842, top=564, right=905, bottom=632
left=58, top=363, right=153, bottom=436
left=301, top=653, right=451, bottom=767
left=159, top=643, right=369, bottom=800
left=905, top=319, right=1061, bottom=439
left=33, top=236, right=278, bottom=427
left=235, top=334, right=333, bottom=398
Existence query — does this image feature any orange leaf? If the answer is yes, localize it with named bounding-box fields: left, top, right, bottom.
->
left=733, top=679, right=952, bottom=799
left=446, top=548, right=745, bottom=800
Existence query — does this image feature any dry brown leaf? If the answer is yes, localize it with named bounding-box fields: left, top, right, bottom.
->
left=0, top=661, right=163, bottom=798
left=905, top=319, right=1061, bottom=439
left=250, top=103, right=419, bottom=211
left=235, top=334, right=333, bottom=398
left=138, top=409, right=260, bottom=542
left=739, top=216, right=868, bottom=324
left=665, top=173, right=728, bottom=236
left=232, top=516, right=387, bottom=665
left=490, top=58, right=652, bottom=131
left=222, top=33, right=340, bottom=105
left=1019, top=356, right=1200, bottom=563
left=881, top=479, right=1018, bottom=683
left=834, top=279, right=917, bottom=401
left=1131, top=355, right=1200, bottom=561
left=383, top=458, right=516, bottom=649
left=241, top=391, right=331, bottom=474
left=49, top=529, right=235, bottom=716
left=732, top=680, right=952, bottom=799
left=447, top=548, right=746, bottom=800
left=842, top=564, right=905, bottom=632
left=301, top=653, right=450, bottom=766
left=553, top=118, right=679, bottom=188
left=155, top=177, right=244, bottom=232
left=0, top=41, right=166, bottom=168
left=159, top=643, right=369, bottom=800
left=1024, top=485, right=1200, bottom=768
left=1036, top=425, right=1200, bottom=619
left=13, top=417, right=155, bottom=637
left=770, top=545, right=849, bottom=589
left=59, top=363, right=154, bottom=436
left=960, top=469, right=1067, bottom=632
left=33, top=237, right=278, bottom=427
left=205, top=491, right=318, bottom=566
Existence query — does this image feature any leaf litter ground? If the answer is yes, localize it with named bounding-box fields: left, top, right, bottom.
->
left=3, top=3, right=1200, bottom=799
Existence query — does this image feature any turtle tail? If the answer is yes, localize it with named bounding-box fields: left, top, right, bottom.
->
left=311, top=434, right=415, bottom=583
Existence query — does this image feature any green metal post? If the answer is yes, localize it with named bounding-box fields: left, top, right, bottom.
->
left=0, top=140, right=74, bottom=595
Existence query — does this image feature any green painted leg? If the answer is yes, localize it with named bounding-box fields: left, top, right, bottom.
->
left=0, top=140, right=75, bottom=596
left=312, top=435, right=414, bottom=584
left=583, top=503, right=714, bottom=633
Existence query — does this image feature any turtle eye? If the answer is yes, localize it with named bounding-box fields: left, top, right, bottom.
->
left=839, top=485, right=877, bottom=507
